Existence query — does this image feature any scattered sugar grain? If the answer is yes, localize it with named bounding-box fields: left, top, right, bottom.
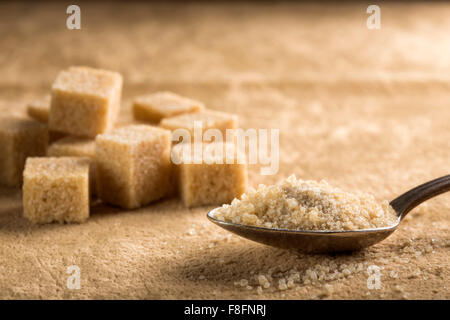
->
left=256, top=286, right=263, bottom=295
left=278, top=279, right=288, bottom=291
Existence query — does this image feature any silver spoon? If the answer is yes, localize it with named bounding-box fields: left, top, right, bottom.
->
left=207, top=175, right=450, bottom=253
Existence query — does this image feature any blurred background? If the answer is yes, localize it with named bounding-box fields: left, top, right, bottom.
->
left=1, top=1, right=448, bottom=189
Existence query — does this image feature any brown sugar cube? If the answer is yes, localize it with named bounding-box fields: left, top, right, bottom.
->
left=48, top=131, right=66, bottom=143
left=173, top=142, right=247, bottom=207
left=48, top=136, right=95, bottom=158
left=95, top=125, right=172, bottom=209
left=49, top=66, right=123, bottom=138
left=133, top=91, right=204, bottom=123
left=160, top=109, right=238, bottom=141
left=26, top=95, right=66, bottom=142
left=0, top=117, right=48, bottom=187
left=27, top=95, right=51, bottom=123
left=47, top=136, right=96, bottom=194
left=23, top=157, right=90, bottom=224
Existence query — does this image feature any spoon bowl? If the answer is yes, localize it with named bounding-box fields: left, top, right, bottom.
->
left=207, top=175, right=450, bottom=253
left=208, top=208, right=399, bottom=252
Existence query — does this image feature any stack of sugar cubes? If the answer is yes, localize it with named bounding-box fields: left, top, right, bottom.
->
left=0, top=66, right=247, bottom=224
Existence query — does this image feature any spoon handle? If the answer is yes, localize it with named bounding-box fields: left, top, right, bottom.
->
left=390, top=175, right=450, bottom=220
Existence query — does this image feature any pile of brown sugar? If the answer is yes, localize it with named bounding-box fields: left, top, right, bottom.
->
left=213, top=175, right=398, bottom=231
